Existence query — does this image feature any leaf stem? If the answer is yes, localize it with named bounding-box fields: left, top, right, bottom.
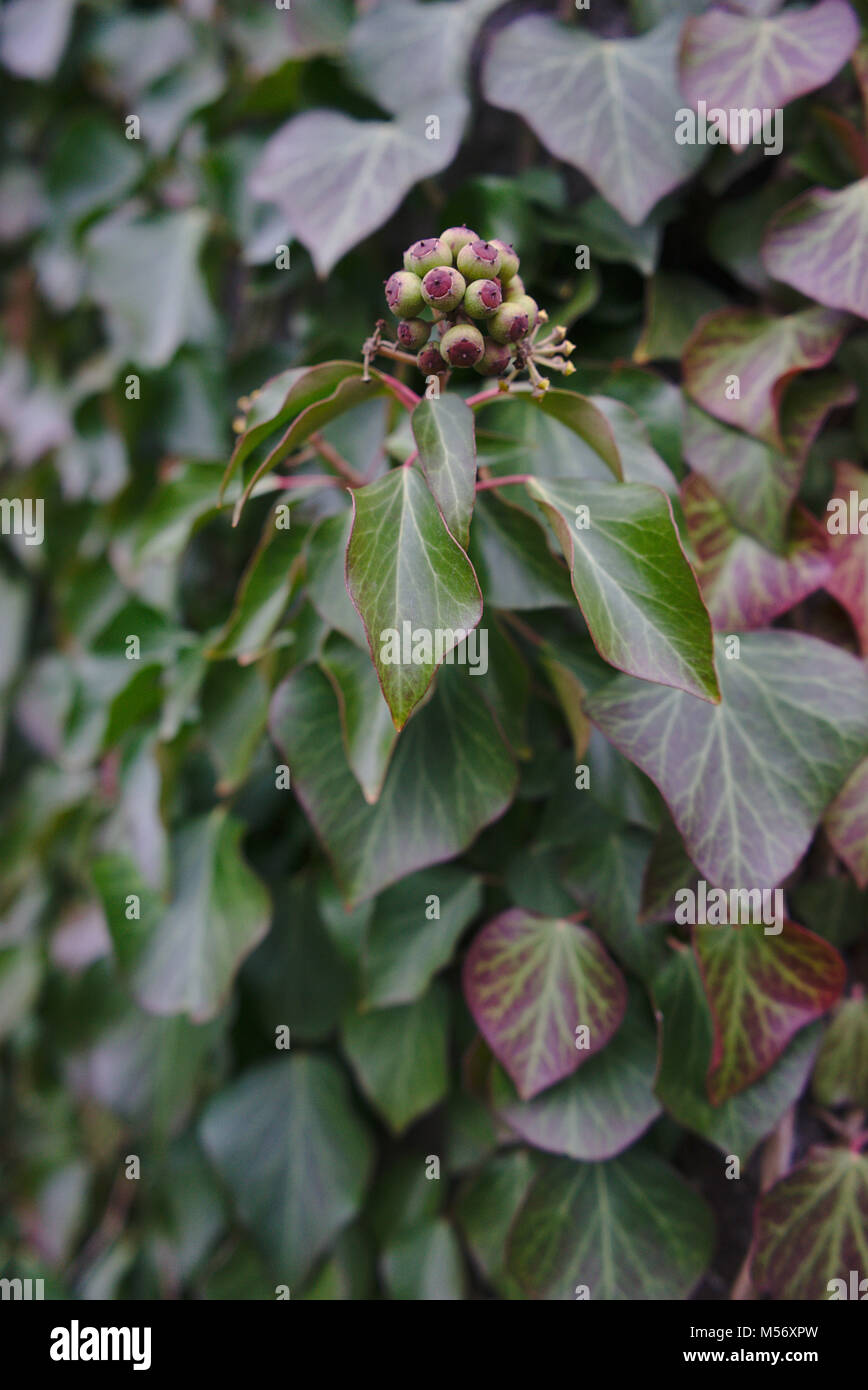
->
left=476, top=473, right=533, bottom=491
left=309, top=431, right=364, bottom=485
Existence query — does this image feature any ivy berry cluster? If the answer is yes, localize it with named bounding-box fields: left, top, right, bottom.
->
left=364, top=227, right=575, bottom=394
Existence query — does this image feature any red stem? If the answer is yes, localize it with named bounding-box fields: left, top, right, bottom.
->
left=476, top=473, right=532, bottom=491
left=375, top=369, right=420, bottom=411
left=466, top=386, right=506, bottom=408
left=275, top=473, right=345, bottom=490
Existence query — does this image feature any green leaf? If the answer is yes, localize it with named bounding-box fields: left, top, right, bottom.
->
left=95, top=809, right=271, bottom=1023
left=358, top=866, right=482, bottom=1008
left=200, top=1054, right=375, bottom=1286
left=342, top=982, right=450, bottom=1133
left=488, top=981, right=661, bottom=1160
left=527, top=477, right=720, bottom=701
left=482, top=16, right=703, bottom=225
left=635, top=272, right=729, bottom=363
left=763, top=177, right=868, bottom=319
left=411, top=395, right=477, bottom=548
left=654, top=948, right=822, bottom=1162
left=381, top=1219, right=465, bottom=1300
left=85, top=210, right=217, bottom=369
left=320, top=632, right=399, bottom=804
left=269, top=663, right=516, bottom=906
left=306, top=512, right=367, bottom=649
left=506, top=1149, right=714, bottom=1300
left=753, top=1149, right=868, bottom=1300
left=346, top=467, right=483, bottom=729
left=587, top=631, right=868, bottom=888
left=462, top=909, right=627, bottom=1100
left=812, top=993, right=868, bottom=1108
left=824, top=756, right=868, bottom=889
left=694, top=920, right=845, bottom=1103
left=208, top=505, right=301, bottom=662
left=455, top=1149, right=539, bottom=1299
left=468, top=493, right=574, bottom=609
left=249, top=100, right=468, bottom=276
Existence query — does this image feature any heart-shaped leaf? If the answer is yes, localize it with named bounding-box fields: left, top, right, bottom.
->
left=824, top=462, right=868, bottom=653
left=654, top=948, right=821, bottom=1161
left=411, top=394, right=477, bottom=547
left=342, top=981, right=450, bottom=1133
left=682, top=474, right=832, bottom=629
left=752, top=1149, right=868, bottom=1300
left=680, top=2, right=860, bottom=147
left=462, top=909, right=626, bottom=1101
left=488, top=981, right=661, bottom=1160
left=200, top=1054, right=375, bottom=1285
left=812, top=993, right=868, bottom=1107
left=763, top=178, right=868, bottom=319
left=694, top=920, right=845, bottom=1103
left=824, top=756, right=868, bottom=888
left=94, top=809, right=271, bottom=1023
left=482, top=16, right=703, bottom=225
left=346, top=466, right=482, bottom=729
left=269, top=662, right=516, bottom=906
left=682, top=306, right=848, bottom=449
left=527, top=477, right=720, bottom=702
left=586, top=631, right=868, bottom=888
left=249, top=100, right=468, bottom=276
left=683, top=373, right=855, bottom=549
left=320, top=632, right=398, bottom=804
left=506, top=1149, right=714, bottom=1300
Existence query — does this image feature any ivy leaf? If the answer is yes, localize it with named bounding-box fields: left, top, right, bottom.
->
left=482, top=16, right=703, bottom=225
left=682, top=306, right=848, bottom=449
left=527, top=477, right=720, bottom=702
left=200, top=1054, right=375, bottom=1286
left=811, top=994, right=868, bottom=1107
left=462, top=909, right=626, bottom=1101
left=752, top=1149, right=868, bottom=1300
left=654, top=948, right=821, bottom=1162
left=381, top=1219, right=465, bottom=1300
left=506, top=1150, right=714, bottom=1300
left=269, top=663, right=516, bottom=906
left=411, top=395, right=477, bottom=548
left=455, top=1150, right=539, bottom=1299
left=824, top=757, right=868, bottom=888
left=94, top=810, right=271, bottom=1023
left=824, top=462, right=868, bottom=654
left=683, top=372, right=855, bottom=549
left=588, top=631, right=868, bottom=888
left=694, top=921, right=845, bottom=1103
left=358, top=866, right=482, bottom=1009
left=680, top=2, right=860, bottom=148
left=307, top=513, right=367, bottom=649
left=763, top=179, right=868, bottom=319
left=488, top=981, right=661, bottom=1160
left=320, top=633, right=398, bottom=804
left=468, top=494, right=574, bottom=610
left=346, top=467, right=483, bottom=730
left=682, top=474, right=831, bottom=630
left=249, top=100, right=468, bottom=276
left=85, top=210, right=217, bottom=369
left=342, top=982, right=450, bottom=1133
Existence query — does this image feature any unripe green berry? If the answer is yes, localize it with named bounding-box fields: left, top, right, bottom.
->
left=396, top=318, right=431, bottom=350
left=511, top=293, right=539, bottom=332
left=440, top=225, right=479, bottom=258
left=489, top=239, right=520, bottom=283
left=489, top=302, right=530, bottom=344
left=456, top=240, right=503, bottom=282
left=418, top=345, right=449, bottom=375
left=403, top=237, right=452, bottom=276
left=440, top=323, right=485, bottom=368
left=473, top=338, right=512, bottom=377
left=385, top=270, right=424, bottom=318
left=504, top=274, right=527, bottom=302
left=420, top=265, right=466, bottom=312
left=463, top=278, right=503, bottom=319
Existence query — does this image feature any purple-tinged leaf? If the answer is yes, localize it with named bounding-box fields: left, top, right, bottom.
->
left=586, top=631, right=868, bottom=889
left=249, top=100, right=468, bottom=276
left=682, top=474, right=832, bottom=630
left=763, top=179, right=868, bottom=319
left=526, top=477, right=720, bottom=702
left=753, top=1149, right=868, bottom=1300
left=824, top=462, right=868, bottom=653
left=683, top=374, right=855, bottom=550
left=824, top=757, right=868, bottom=888
left=680, top=2, right=860, bottom=151
left=481, top=16, right=704, bottom=226
left=682, top=306, right=849, bottom=449
left=462, top=909, right=626, bottom=1101
left=694, top=920, right=845, bottom=1103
